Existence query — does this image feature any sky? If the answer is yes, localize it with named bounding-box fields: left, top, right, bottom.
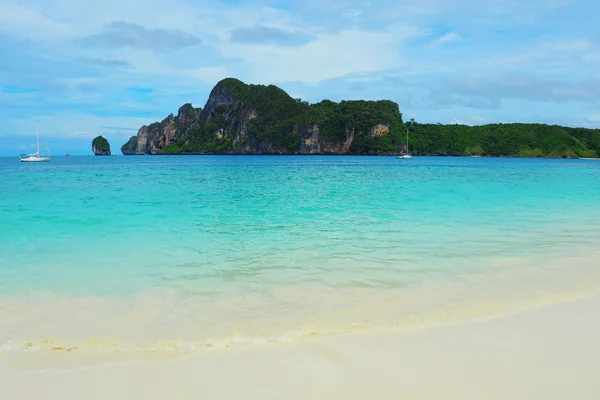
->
left=0, top=0, right=599, bottom=155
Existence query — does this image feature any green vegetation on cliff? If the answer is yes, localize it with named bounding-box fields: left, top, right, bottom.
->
left=174, top=78, right=404, bottom=154
left=163, top=143, right=181, bottom=154
left=309, top=100, right=404, bottom=154
left=123, top=78, right=600, bottom=157
left=408, top=121, right=600, bottom=158
left=182, top=78, right=305, bottom=152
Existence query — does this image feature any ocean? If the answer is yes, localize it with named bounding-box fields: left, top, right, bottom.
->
left=1, top=155, right=599, bottom=353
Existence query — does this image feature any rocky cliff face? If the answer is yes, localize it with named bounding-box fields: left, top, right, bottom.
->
left=121, top=135, right=138, bottom=155
left=123, top=104, right=203, bottom=155
left=121, top=78, right=404, bottom=155
left=137, top=115, right=176, bottom=155
left=297, top=124, right=361, bottom=154
left=92, top=136, right=111, bottom=156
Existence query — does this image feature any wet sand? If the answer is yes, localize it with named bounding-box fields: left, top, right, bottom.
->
left=1, top=296, right=599, bottom=400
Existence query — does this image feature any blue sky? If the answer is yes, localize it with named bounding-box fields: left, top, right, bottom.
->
left=1, top=0, right=599, bottom=155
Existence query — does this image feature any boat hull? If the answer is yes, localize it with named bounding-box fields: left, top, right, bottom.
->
left=20, top=157, right=51, bottom=162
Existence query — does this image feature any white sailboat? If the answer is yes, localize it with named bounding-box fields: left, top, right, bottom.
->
left=20, top=123, right=51, bottom=162
left=397, top=128, right=412, bottom=159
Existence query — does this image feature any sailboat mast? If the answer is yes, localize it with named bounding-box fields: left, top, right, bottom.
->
left=36, top=122, right=40, bottom=154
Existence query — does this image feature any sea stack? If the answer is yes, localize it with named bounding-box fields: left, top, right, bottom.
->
left=92, top=136, right=111, bottom=156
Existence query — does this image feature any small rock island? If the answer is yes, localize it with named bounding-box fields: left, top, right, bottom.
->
left=92, top=136, right=111, bottom=156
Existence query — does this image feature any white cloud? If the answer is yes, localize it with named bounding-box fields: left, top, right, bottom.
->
left=185, top=66, right=232, bottom=85
left=343, top=9, right=364, bottom=18
left=229, top=25, right=313, bottom=46
left=451, top=115, right=488, bottom=125
left=1, top=0, right=600, bottom=138
left=0, top=0, right=72, bottom=40
left=583, top=52, right=600, bottom=62
left=434, top=32, right=462, bottom=45
left=588, top=114, right=600, bottom=122
left=214, top=26, right=419, bottom=83
left=8, top=113, right=150, bottom=139
left=81, top=21, right=201, bottom=52
left=255, top=30, right=395, bottom=82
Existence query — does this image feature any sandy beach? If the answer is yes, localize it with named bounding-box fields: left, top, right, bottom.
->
left=1, top=296, right=599, bottom=400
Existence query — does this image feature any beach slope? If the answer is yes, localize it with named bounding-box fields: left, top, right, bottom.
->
left=1, top=296, right=599, bottom=400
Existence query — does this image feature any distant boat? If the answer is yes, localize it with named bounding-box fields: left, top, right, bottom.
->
left=20, top=123, right=51, bottom=162
left=66, top=149, right=71, bottom=157
left=397, top=129, right=412, bottom=159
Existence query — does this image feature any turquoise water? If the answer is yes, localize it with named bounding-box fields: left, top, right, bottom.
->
left=1, top=156, right=600, bottom=352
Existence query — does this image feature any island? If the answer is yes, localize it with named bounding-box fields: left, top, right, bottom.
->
left=92, top=136, right=111, bottom=156
left=121, top=78, right=600, bottom=158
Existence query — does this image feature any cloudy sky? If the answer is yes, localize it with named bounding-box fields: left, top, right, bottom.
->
left=1, top=0, right=599, bottom=155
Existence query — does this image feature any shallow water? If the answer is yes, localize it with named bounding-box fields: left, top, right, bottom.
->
left=1, top=155, right=599, bottom=352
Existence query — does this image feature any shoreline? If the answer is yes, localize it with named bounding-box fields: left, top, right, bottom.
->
left=1, top=276, right=598, bottom=356
left=6, top=154, right=600, bottom=159
left=2, top=295, right=600, bottom=399
left=119, top=153, right=593, bottom=158
left=2, top=241, right=600, bottom=356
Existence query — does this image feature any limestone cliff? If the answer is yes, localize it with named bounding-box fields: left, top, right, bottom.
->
left=121, top=78, right=404, bottom=155
left=121, top=135, right=138, bottom=155
left=92, top=136, right=111, bottom=156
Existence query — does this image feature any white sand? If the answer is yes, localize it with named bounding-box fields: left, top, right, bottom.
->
left=1, top=296, right=599, bottom=400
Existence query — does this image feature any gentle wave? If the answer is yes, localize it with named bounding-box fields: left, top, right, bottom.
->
left=2, top=249, right=599, bottom=354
